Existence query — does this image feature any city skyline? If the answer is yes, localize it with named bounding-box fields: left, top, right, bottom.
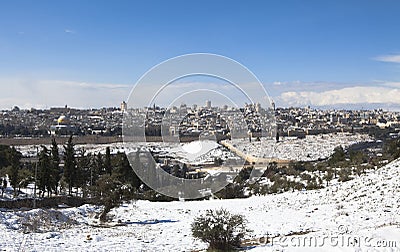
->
left=1, top=1, right=400, bottom=109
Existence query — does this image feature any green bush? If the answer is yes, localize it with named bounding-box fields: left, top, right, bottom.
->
left=191, top=209, right=249, bottom=251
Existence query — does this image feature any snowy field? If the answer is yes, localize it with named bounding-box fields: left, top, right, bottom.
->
left=227, top=133, right=374, bottom=161
left=1, top=157, right=399, bottom=251
left=15, top=140, right=233, bottom=166
left=15, top=142, right=126, bottom=157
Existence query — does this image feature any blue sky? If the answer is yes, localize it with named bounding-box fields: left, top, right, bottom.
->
left=1, top=1, right=400, bottom=109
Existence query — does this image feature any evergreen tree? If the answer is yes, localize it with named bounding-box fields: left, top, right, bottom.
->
left=191, top=209, right=248, bottom=250
left=8, top=147, right=22, bottom=197
left=105, top=146, right=112, bottom=175
left=76, top=149, right=90, bottom=197
left=95, top=174, right=123, bottom=222
left=324, top=168, right=334, bottom=186
left=338, top=167, right=352, bottom=182
left=329, top=146, right=346, bottom=166
left=118, top=152, right=140, bottom=189
left=63, top=135, right=76, bottom=195
left=50, top=138, right=61, bottom=195
left=0, top=145, right=11, bottom=169
left=96, top=153, right=104, bottom=175
left=38, top=146, right=52, bottom=197
left=182, top=163, right=188, bottom=179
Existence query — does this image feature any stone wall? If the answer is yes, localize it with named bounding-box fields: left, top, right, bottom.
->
left=0, top=196, right=95, bottom=209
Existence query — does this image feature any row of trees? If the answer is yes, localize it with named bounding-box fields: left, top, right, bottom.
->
left=0, top=136, right=143, bottom=201
left=35, top=136, right=142, bottom=200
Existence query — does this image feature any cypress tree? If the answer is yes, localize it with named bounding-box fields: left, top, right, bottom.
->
left=63, top=135, right=76, bottom=195
left=96, top=153, right=104, bottom=175
left=76, top=149, right=90, bottom=197
left=105, top=147, right=112, bottom=175
left=38, top=146, right=51, bottom=197
left=50, top=138, right=61, bottom=195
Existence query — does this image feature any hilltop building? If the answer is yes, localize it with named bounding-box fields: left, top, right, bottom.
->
left=50, top=115, right=77, bottom=136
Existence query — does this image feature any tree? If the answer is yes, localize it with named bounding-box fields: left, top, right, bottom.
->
left=76, top=149, right=90, bottom=197
left=338, top=167, right=352, bottom=182
left=181, top=163, right=188, bottom=179
left=383, top=138, right=400, bottom=159
left=0, top=145, right=11, bottom=169
left=105, top=147, right=112, bottom=176
left=96, top=153, right=104, bottom=176
left=214, top=157, right=223, bottom=166
left=329, top=146, right=346, bottom=167
left=117, top=152, right=140, bottom=190
left=95, top=174, right=123, bottom=222
left=324, top=168, right=334, bottom=187
left=192, top=209, right=249, bottom=251
left=8, top=147, right=21, bottom=197
left=215, top=183, right=246, bottom=199
left=50, top=138, right=61, bottom=195
left=17, top=168, right=33, bottom=193
left=38, top=146, right=52, bottom=197
left=63, top=135, right=76, bottom=195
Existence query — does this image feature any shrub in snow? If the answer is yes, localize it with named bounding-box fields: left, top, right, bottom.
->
left=338, top=167, right=352, bottom=182
left=191, top=208, right=249, bottom=251
left=17, top=209, right=78, bottom=233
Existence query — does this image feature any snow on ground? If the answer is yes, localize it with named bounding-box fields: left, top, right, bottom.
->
left=15, top=140, right=233, bottom=166
left=172, top=140, right=219, bottom=163
left=1, top=156, right=399, bottom=251
left=227, top=133, right=374, bottom=161
left=14, top=143, right=127, bottom=157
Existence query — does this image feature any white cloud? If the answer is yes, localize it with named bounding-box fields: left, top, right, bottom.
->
left=376, top=81, right=400, bottom=88
left=374, top=54, right=400, bottom=63
left=64, top=29, right=76, bottom=34
left=277, top=86, right=400, bottom=107
left=0, top=79, right=131, bottom=109
left=41, top=80, right=129, bottom=89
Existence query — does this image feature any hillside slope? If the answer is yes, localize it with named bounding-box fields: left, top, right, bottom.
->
left=0, top=158, right=399, bottom=251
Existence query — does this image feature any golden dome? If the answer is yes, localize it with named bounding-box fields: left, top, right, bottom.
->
left=57, top=115, right=69, bottom=124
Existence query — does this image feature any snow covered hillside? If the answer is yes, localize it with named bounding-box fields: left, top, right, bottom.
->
left=1, top=157, right=399, bottom=251
left=227, top=133, right=374, bottom=161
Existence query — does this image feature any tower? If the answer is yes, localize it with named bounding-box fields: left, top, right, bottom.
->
left=120, top=101, right=127, bottom=111
left=206, top=100, right=211, bottom=109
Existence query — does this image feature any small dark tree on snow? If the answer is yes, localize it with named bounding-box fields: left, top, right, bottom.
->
left=191, top=208, right=249, bottom=251
left=95, top=174, right=123, bottom=222
left=338, top=167, right=352, bottom=182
